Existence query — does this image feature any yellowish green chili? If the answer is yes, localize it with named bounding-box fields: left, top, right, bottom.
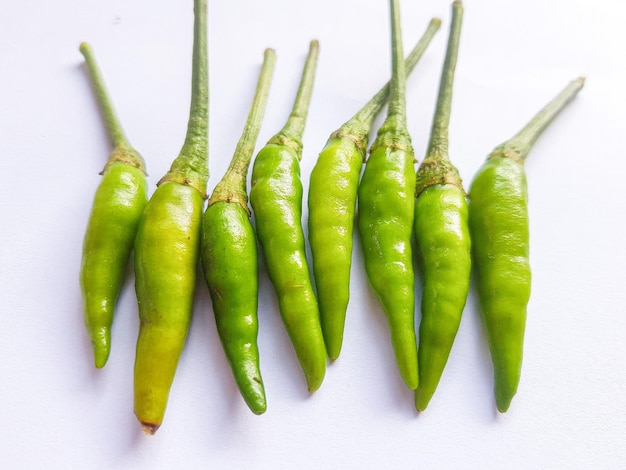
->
left=133, top=0, right=208, bottom=434
left=79, top=42, right=148, bottom=369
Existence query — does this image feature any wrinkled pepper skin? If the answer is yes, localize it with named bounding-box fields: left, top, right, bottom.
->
left=201, top=202, right=265, bottom=414
left=414, top=183, right=470, bottom=410
left=358, top=130, right=418, bottom=390
left=250, top=144, right=327, bottom=392
left=468, top=156, right=530, bottom=413
left=80, top=159, right=147, bottom=368
left=133, top=181, right=204, bottom=433
left=307, top=135, right=363, bottom=360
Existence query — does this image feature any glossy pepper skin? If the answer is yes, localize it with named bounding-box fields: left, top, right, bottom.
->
left=201, top=49, right=276, bottom=415
left=414, top=184, right=469, bottom=409
left=468, top=77, right=584, bottom=412
left=358, top=0, right=418, bottom=390
left=133, top=0, right=209, bottom=435
left=250, top=41, right=327, bottom=392
left=78, top=42, right=148, bottom=368
left=251, top=143, right=326, bottom=392
left=469, top=156, right=528, bottom=413
left=308, top=18, right=441, bottom=361
left=414, top=1, right=470, bottom=411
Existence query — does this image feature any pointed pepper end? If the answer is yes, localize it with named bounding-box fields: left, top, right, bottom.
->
left=140, top=421, right=161, bottom=436
left=414, top=390, right=431, bottom=412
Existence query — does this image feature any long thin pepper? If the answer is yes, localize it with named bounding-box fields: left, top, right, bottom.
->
left=202, top=48, right=276, bottom=415
left=358, top=0, right=419, bottom=389
left=79, top=42, right=147, bottom=368
left=133, top=0, right=208, bottom=435
left=470, top=76, right=584, bottom=413
left=413, top=0, right=469, bottom=411
left=250, top=40, right=326, bottom=392
left=309, top=18, right=440, bottom=361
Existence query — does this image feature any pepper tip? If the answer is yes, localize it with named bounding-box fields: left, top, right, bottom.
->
left=140, top=421, right=160, bottom=435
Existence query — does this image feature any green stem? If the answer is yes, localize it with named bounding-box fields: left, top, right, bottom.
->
left=160, top=0, right=209, bottom=194
left=79, top=42, right=145, bottom=172
left=496, top=77, right=585, bottom=160
left=415, top=2, right=465, bottom=197
left=339, top=18, right=441, bottom=144
left=268, top=40, right=319, bottom=159
left=385, top=0, right=408, bottom=132
left=427, top=1, right=463, bottom=159
left=209, top=49, right=276, bottom=208
left=79, top=42, right=129, bottom=148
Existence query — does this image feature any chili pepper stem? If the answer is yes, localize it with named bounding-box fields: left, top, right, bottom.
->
left=415, top=1, right=464, bottom=197
left=267, top=40, right=319, bottom=159
left=427, top=1, right=463, bottom=160
left=339, top=18, right=441, bottom=150
left=158, top=0, right=209, bottom=195
left=490, top=77, right=585, bottom=161
left=79, top=42, right=146, bottom=174
left=209, top=49, right=276, bottom=212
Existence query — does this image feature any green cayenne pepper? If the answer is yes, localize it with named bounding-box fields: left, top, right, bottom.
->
left=308, top=18, right=441, bottom=361
left=469, top=77, right=584, bottom=412
left=250, top=41, right=327, bottom=392
left=358, top=0, right=418, bottom=390
left=201, top=49, right=276, bottom=415
left=414, top=1, right=470, bottom=411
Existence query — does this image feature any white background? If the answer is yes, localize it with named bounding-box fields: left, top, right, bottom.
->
left=1, top=0, right=625, bottom=468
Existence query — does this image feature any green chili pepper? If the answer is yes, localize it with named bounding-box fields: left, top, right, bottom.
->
left=78, top=42, right=148, bottom=369
left=468, top=77, right=584, bottom=412
left=413, top=1, right=470, bottom=411
left=201, top=49, right=276, bottom=415
left=133, top=0, right=208, bottom=434
left=250, top=40, right=326, bottom=392
left=308, top=18, right=441, bottom=362
left=358, top=0, right=418, bottom=390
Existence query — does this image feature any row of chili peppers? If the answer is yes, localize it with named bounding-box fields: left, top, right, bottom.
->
left=79, top=0, right=583, bottom=434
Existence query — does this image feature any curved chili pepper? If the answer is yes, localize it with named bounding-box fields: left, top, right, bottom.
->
left=201, top=49, right=276, bottom=415
left=79, top=42, right=148, bottom=369
left=250, top=40, right=326, bottom=392
left=413, top=1, right=470, bottom=411
left=358, top=0, right=418, bottom=390
left=468, top=77, right=584, bottom=412
left=308, top=18, right=441, bottom=361
left=133, top=0, right=208, bottom=434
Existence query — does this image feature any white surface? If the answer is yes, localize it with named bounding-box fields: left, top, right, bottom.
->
left=1, top=0, right=625, bottom=468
